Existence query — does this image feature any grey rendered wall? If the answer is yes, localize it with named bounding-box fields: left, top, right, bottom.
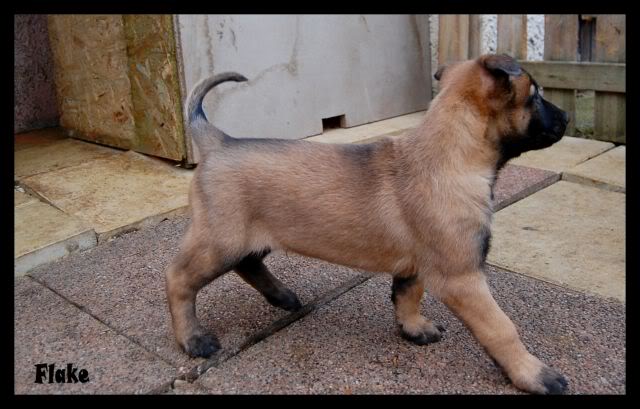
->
left=176, top=15, right=431, bottom=141
left=14, top=15, right=59, bottom=133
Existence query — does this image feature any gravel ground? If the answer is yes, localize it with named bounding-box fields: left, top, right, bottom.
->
left=20, top=161, right=624, bottom=394
left=187, top=266, right=625, bottom=394
left=15, top=278, right=176, bottom=394
left=493, top=164, right=559, bottom=210
left=27, top=215, right=365, bottom=370
left=20, top=209, right=625, bottom=395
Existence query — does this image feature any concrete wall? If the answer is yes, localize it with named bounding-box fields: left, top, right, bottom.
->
left=177, top=15, right=432, bottom=140
left=14, top=15, right=59, bottom=133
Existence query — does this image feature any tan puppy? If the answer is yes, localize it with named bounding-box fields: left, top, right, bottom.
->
left=166, top=54, right=569, bottom=394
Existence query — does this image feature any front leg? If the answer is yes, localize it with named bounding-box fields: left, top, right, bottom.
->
left=435, top=270, right=568, bottom=394
left=391, top=274, right=444, bottom=345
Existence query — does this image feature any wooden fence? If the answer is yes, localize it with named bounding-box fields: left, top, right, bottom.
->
left=438, top=15, right=625, bottom=143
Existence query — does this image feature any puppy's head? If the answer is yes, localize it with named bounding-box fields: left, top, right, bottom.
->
left=434, top=54, right=569, bottom=168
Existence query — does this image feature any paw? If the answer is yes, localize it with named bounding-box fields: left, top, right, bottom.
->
left=400, top=322, right=444, bottom=345
left=510, top=358, right=568, bottom=394
left=266, top=289, right=303, bottom=312
left=184, top=333, right=220, bottom=358
left=537, top=366, right=568, bottom=395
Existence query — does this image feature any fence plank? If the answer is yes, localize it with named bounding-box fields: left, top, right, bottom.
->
left=544, top=15, right=579, bottom=60
left=438, top=15, right=469, bottom=66
left=468, top=15, right=482, bottom=58
left=593, top=15, right=625, bottom=143
left=497, top=15, right=527, bottom=59
left=519, top=61, right=625, bottom=93
left=543, top=15, right=579, bottom=135
left=594, top=15, right=625, bottom=63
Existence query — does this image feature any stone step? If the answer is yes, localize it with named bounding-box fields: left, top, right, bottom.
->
left=15, top=134, right=119, bottom=180
left=15, top=191, right=96, bottom=276
left=563, top=145, right=625, bottom=193
left=488, top=181, right=625, bottom=302
left=510, top=136, right=614, bottom=173
left=21, top=151, right=193, bottom=243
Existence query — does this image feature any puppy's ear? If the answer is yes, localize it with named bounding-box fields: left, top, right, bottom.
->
left=482, top=54, right=522, bottom=78
left=434, top=65, right=447, bottom=81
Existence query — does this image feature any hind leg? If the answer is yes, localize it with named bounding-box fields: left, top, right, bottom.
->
left=165, top=228, right=232, bottom=358
left=235, top=253, right=302, bottom=312
left=391, top=274, right=444, bottom=345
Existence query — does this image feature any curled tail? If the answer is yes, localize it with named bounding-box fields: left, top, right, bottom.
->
left=186, top=72, right=248, bottom=155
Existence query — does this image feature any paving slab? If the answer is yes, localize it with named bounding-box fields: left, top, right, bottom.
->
left=28, top=215, right=365, bottom=371
left=14, top=189, right=39, bottom=208
left=15, top=277, right=176, bottom=394
left=307, top=111, right=425, bottom=144
left=21, top=151, right=193, bottom=242
left=15, top=137, right=120, bottom=179
left=563, top=145, right=625, bottom=193
left=15, top=199, right=96, bottom=276
left=184, top=265, right=624, bottom=394
left=14, top=128, right=67, bottom=152
left=488, top=181, right=625, bottom=302
left=493, top=164, right=559, bottom=211
left=510, top=136, right=614, bottom=173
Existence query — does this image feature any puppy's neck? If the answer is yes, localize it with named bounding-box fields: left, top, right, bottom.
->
left=403, top=96, right=498, bottom=175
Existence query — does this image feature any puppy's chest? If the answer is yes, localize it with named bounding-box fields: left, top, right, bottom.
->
left=438, top=171, right=493, bottom=211
left=413, top=171, right=494, bottom=233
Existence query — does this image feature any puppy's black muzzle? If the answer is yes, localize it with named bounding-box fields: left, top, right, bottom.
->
left=497, top=97, right=570, bottom=169
left=538, top=97, right=569, bottom=143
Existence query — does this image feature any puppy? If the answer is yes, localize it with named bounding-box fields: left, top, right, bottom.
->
left=166, top=54, right=569, bottom=394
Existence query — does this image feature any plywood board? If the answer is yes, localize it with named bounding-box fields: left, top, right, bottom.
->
left=48, top=15, right=189, bottom=161
left=48, top=15, right=137, bottom=149
left=122, top=15, right=187, bottom=161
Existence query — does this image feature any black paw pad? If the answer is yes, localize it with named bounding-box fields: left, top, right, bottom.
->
left=266, top=289, right=303, bottom=312
left=539, top=366, right=568, bottom=395
left=400, top=327, right=442, bottom=345
left=184, top=333, right=220, bottom=358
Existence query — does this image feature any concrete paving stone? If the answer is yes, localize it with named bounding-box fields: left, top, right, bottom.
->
left=21, top=151, right=193, bottom=242
left=15, top=200, right=96, bottom=276
left=191, top=265, right=624, bottom=394
left=14, top=128, right=67, bottom=152
left=28, top=215, right=365, bottom=370
left=488, top=181, right=625, bottom=302
left=493, top=164, right=560, bottom=211
left=307, top=111, right=425, bottom=144
left=563, top=145, right=625, bottom=193
left=15, top=277, right=176, bottom=394
left=15, top=189, right=39, bottom=208
left=510, top=136, right=614, bottom=173
left=15, top=137, right=120, bottom=179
